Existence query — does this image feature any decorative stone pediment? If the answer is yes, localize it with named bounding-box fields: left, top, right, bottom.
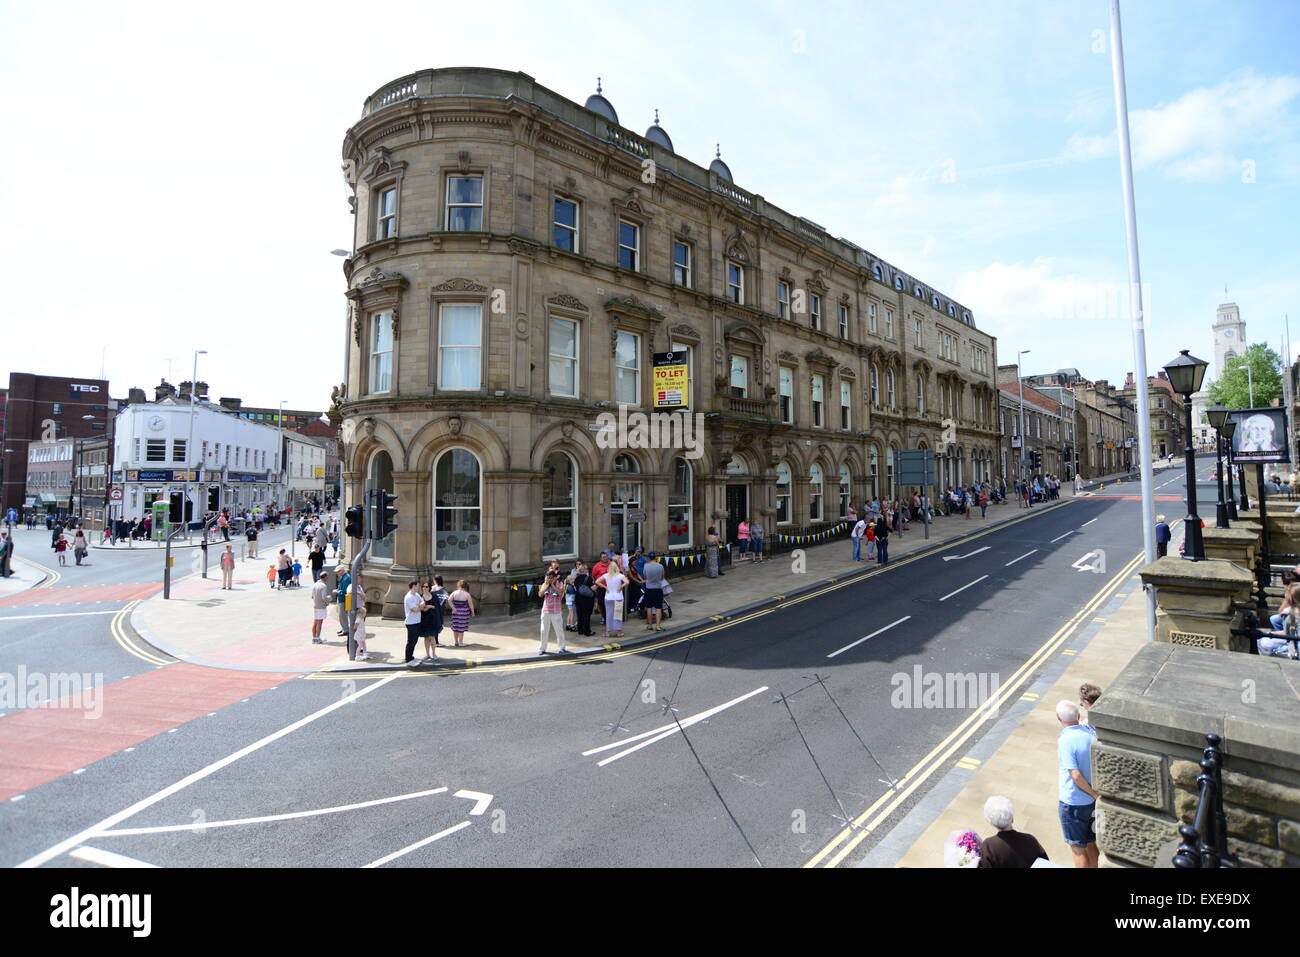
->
left=365, top=146, right=407, bottom=182
left=668, top=323, right=700, bottom=344
left=913, top=357, right=934, bottom=374
left=838, top=365, right=857, bottom=379
left=777, top=350, right=799, bottom=364
left=807, top=269, right=828, bottom=293
left=804, top=348, right=836, bottom=370
left=547, top=293, right=589, bottom=313
left=507, top=238, right=539, bottom=257
left=724, top=227, right=753, bottom=265
left=604, top=294, right=664, bottom=321
left=347, top=268, right=409, bottom=338
left=779, top=265, right=793, bottom=280
left=614, top=187, right=650, bottom=219
left=724, top=320, right=766, bottom=345
left=432, top=277, right=488, bottom=293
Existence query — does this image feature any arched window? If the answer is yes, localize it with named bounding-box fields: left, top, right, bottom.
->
left=838, top=463, right=851, bottom=517
left=542, top=451, right=576, bottom=559
left=668, top=457, right=692, bottom=548
left=809, top=464, right=824, bottom=522
left=872, top=263, right=883, bottom=281
left=775, top=462, right=792, bottom=524
left=868, top=446, right=879, bottom=499
left=610, top=453, right=641, bottom=551
left=368, top=450, right=395, bottom=561
left=870, top=365, right=880, bottom=406
left=434, top=448, right=481, bottom=563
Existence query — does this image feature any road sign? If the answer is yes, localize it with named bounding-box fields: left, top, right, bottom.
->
left=892, top=449, right=934, bottom=488
left=109, top=488, right=123, bottom=501
left=627, top=509, right=647, bottom=522
left=5, top=508, right=15, bottom=523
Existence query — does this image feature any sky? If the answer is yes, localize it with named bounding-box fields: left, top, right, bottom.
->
left=2, top=0, right=1298, bottom=411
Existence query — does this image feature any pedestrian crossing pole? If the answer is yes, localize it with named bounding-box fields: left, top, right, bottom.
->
left=346, top=488, right=372, bottom=660
left=1110, top=0, right=1157, bottom=643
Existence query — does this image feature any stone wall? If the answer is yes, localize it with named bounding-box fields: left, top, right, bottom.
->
left=1089, top=642, right=1300, bottom=867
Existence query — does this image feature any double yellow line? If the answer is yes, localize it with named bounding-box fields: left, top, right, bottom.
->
left=803, top=545, right=1146, bottom=868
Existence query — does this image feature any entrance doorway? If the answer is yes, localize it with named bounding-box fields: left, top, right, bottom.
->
left=610, top=453, right=642, bottom=552
left=725, top=484, right=748, bottom=543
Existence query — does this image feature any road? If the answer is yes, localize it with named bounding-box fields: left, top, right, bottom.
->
left=0, top=464, right=1199, bottom=868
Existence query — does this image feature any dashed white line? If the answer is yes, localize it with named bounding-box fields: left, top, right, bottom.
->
left=363, top=821, right=472, bottom=868
left=583, top=686, right=769, bottom=767
left=827, top=616, right=912, bottom=659
left=1050, top=531, right=1073, bottom=544
left=1080, top=518, right=1098, bottom=527
left=939, top=575, right=989, bottom=602
left=0, top=610, right=121, bottom=621
left=1005, top=549, right=1038, bottom=567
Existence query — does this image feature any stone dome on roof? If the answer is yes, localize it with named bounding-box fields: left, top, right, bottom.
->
left=644, top=109, right=673, bottom=150
left=709, top=144, right=733, bottom=182
left=584, top=77, right=618, bottom=124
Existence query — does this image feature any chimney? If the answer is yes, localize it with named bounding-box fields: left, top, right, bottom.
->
left=1124, top=372, right=1135, bottom=389
left=128, top=387, right=147, bottom=404
left=196, top=381, right=209, bottom=399
left=219, top=397, right=242, bottom=411
left=178, top=380, right=193, bottom=400
left=155, top=379, right=176, bottom=401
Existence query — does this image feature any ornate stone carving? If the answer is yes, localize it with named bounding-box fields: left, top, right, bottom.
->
left=507, top=238, right=538, bottom=257
left=724, top=227, right=751, bottom=264
left=838, top=365, right=856, bottom=379
left=561, top=421, right=574, bottom=440
left=548, top=294, right=589, bottom=312
left=448, top=415, right=463, bottom=437
left=361, top=417, right=376, bottom=440
left=777, top=350, right=799, bottom=364
left=805, top=348, right=836, bottom=368
left=351, top=304, right=362, bottom=346
left=1093, top=744, right=1166, bottom=810
left=432, top=277, right=488, bottom=293
left=457, top=150, right=471, bottom=173
left=604, top=294, right=664, bottom=321
left=668, top=322, right=699, bottom=343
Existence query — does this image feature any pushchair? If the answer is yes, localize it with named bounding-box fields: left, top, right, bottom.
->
left=628, top=588, right=673, bottom=622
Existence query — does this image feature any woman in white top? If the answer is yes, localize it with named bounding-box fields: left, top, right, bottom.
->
left=597, top=565, right=628, bottom=639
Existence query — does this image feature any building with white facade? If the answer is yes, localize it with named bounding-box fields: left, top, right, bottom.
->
left=285, top=432, right=327, bottom=509
left=112, top=394, right=285, bottom=523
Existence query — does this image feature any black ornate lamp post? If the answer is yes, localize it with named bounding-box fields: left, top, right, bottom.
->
left=1205, top=404, right=1230, bottom=529
left=1164, top=350, right=1209, bottom=561
left=1222, top=417, right=1239, bottom=522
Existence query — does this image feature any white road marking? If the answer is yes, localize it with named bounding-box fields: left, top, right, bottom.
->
left=1005, top=549, right=1038, bottom=567
left=452, top=790, right=493, bottom=816
left=99, top=787, right=449, bottom=837
left=826, top=616, right=911, bottom=659
left=68, top=846, right=159, bottom=869
left=941, top=546, right=990, bottom=562
left=0, top=610, right=120, bottom=621
left=939, top=575, right=989, bottom=602
left=1080, top=518, right=1098, bottom=527
left=1072, top=551, right=1104, bottom=571
left=17, top=674, right=402, bottom=868
left=582, top=686, right=769, bottom=767
left=1050, top=531, right=1073, bottom=543
left=363, top=821, right=472, bottom=868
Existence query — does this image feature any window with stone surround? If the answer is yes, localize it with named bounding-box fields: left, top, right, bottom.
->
left=553, top=197, right=579, bottom=252
left=446, top=175, right=483, bottom=231
left=615, top=330, right=640, bottom=405
left=438, top=303, right=481, bottom=391
left=548, top=316, right=579, bottom=398
left=376, top=186, right=397, bottom=239
left=727, top=261, right=744, bottom=304
left=779, top=366, right=794, bottom=424
left=369, top=310, right=394, bottom=394
left=673, top=241, right=692, bottom=287
left=618, top=220, right=640, bottom=271
left=777, top=280, right=790, bottom=319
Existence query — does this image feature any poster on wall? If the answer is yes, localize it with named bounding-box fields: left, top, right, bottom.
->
left=1228, top=407, right=1290, bottom=464
left=652, top=352, right=689, bottom=409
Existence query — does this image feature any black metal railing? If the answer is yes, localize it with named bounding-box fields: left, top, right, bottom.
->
left=1172, top=733, right=1238, bottom=868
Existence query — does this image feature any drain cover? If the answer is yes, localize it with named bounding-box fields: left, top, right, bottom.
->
left=501, top=684, right=539, bottom=698
left=680, top=599, right=698, bottom=604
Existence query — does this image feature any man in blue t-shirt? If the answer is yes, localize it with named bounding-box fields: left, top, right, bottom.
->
left=1154, top=515, right=1171, bottom=558
left=1056, top=699, right=1100, bottom=867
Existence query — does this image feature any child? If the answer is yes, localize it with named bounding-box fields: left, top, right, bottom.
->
left=267, top=564, right=277, bottom=589
left=54, top=534, right=68, bottom=565
left=1079, top=683, right=1102, bottom=727
left=291, top=558, right=303, bottom=587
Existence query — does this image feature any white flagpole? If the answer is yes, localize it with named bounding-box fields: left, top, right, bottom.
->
left=1109, top=0, right=1157, bottom=643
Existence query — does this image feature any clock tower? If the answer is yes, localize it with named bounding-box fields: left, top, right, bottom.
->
left=1212, top=301, right=1246, bottom=379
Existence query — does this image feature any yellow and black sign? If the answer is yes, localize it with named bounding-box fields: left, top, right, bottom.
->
left=652, top=352, right=689, bottom=409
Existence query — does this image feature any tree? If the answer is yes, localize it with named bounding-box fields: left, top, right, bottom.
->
left=1206, top=342, right=1282, bottom=410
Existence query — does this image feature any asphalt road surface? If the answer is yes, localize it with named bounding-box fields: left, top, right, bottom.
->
left=2, top=463, right=1201, bottom=868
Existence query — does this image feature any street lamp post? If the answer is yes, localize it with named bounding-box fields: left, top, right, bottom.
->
left=1222, top=417, right=1239, bottom=522
left=187, top=349, right=207, bottom=536
left=1205, top=404, right=1230, bottom=529
left=1017, top=349, right=1030, bottom=479
left=1164, top=350, right=1210, bottom=561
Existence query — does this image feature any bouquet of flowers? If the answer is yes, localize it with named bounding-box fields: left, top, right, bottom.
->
left=943, top=829, right=982, bottom=868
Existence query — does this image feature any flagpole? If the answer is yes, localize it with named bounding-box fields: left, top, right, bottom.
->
left=1109, top=0, right=1157, bottom=643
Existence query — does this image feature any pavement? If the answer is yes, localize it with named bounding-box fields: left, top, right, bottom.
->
left=130, top=493, right=1085, bottom=673
left=0, top=556, right=52, bottom=599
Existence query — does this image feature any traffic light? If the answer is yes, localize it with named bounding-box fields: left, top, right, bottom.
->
left=344, top=504, right=364, bottom=539
left=1029, top=450, right=1042, bottom=470
left=374, top=490, right=398, bottom=539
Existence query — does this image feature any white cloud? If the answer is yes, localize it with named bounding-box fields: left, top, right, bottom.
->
left=1059, top=70, right=1300, bottom=181
left=954, top=259, right=1139, bottom=325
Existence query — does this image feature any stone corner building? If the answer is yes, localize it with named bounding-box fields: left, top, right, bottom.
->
left=337, top=68, right=999, bottom=614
